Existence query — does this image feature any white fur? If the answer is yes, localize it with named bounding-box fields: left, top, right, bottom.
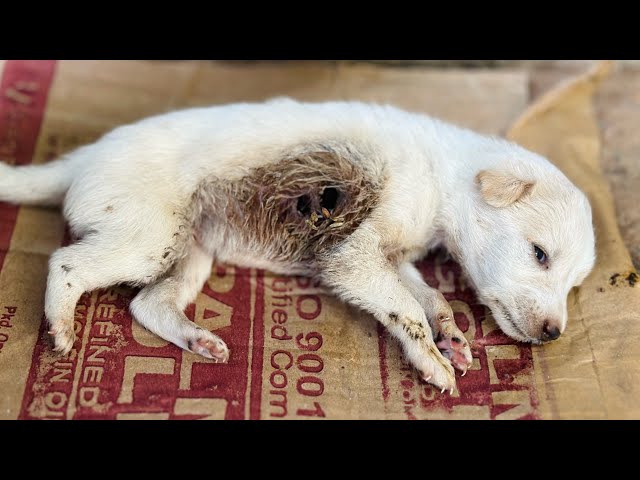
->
left=0, top=98, right=596, bottom=393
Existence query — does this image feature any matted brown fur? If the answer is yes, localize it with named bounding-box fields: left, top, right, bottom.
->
left=193, top=147, right=384, bottom=269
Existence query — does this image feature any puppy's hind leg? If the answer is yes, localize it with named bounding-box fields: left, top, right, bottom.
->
left=129, top=244, right=230, bottom=362
left=46, top=237, right=175, bottom=354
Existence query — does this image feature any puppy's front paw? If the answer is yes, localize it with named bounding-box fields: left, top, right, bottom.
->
left=418, top=290, right=472, bottom=376
left=393, top=314, right=457, bottom=394
left=435, top=313, right=473, bottom=375
left=416, top=342, right=457, bottom=394
left=187, top=331, right=230, bottom=363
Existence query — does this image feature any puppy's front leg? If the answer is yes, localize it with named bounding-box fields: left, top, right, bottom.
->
left=399, top=262, right=473, bottom=375
left=320, top=228, right=456, bottom=393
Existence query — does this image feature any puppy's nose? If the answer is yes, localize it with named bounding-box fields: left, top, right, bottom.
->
left=541, top=321, right=561, bottom=342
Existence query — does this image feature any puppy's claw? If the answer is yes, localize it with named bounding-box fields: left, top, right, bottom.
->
left=461, top=369, right=467, bottom=377
left=450, top=387, right=454, bottom=395
left=441, top=386, right=445, bottom=394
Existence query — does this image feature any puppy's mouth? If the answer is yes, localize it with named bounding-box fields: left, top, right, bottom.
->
left=487, top=299, right=539, bottom=344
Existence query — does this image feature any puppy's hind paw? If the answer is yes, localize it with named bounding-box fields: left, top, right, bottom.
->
left=187, top=331, right=230, bottom=363
left=49, top=324, right=75, bottom=356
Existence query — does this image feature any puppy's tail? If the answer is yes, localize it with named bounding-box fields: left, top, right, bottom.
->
left=0, top=156, right=77, bottom=206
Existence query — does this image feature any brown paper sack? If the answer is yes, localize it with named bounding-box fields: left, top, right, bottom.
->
left=0, top=60, right=637, bottom=419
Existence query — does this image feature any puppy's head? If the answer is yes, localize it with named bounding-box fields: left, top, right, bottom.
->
left=460, top=154, right=595, bottom=344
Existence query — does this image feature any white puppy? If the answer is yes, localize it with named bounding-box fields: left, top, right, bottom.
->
left=0, top=99, right=596, bottom=393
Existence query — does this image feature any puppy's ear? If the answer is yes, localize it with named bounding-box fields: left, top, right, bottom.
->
left=476, top=170, right=534, bottom=208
